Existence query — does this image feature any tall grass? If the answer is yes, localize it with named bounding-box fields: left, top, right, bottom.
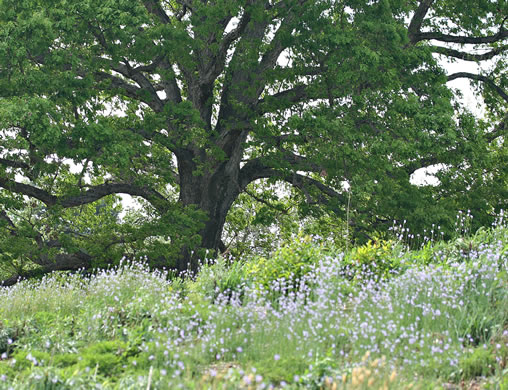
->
left=0, top=223, right=506, bottom=389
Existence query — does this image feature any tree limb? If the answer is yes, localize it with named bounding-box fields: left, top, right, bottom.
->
left=239, top=158, right=345, bottom=206
left=447, top=72, right=508, bottom=102
left=407, top=0, right=435, bottom=44
left=158, top=59, right=183, bottom=104
left=94, top=71, right=164, bottom=111
left=244, top=188, right=290, bottom=215
left=285, top=173, right=346, bottom=206
left=111, top=61, right=164, bottom=110
left=142, top=0, right=171, bottom=24
left=0, top=177, right=58, bottom=205
left=431, top=45, right=508, bottom=62
left=201, top=8, right=252, bottom=85
left=0, top=177, right=168, bottom=212
left=414, top=28, right=508, bottom=45
left=0, top=158, right=30, bottom=170
left=257, top=84, right=309, bottom=113
left=0, top=210, right=17, bottom=235
left=0, top=251, right=93, bottom=287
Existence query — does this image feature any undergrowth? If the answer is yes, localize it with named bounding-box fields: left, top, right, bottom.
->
left=0, top=222, right=506, bottom=389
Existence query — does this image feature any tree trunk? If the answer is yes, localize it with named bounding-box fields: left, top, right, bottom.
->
left=175, top=153, right=242, bottom=274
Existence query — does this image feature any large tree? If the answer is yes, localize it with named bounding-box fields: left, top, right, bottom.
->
left=0, top=0, right=506, bottom=280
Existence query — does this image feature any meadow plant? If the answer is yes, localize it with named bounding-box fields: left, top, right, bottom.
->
left=0, top=222, right=506, bottom=389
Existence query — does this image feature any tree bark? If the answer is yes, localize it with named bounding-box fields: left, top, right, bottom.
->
left=1, top=251, right=92, bottom=287
left=175, top=150, right=243, bottom=274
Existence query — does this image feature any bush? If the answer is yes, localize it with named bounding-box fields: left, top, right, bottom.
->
left=460, top=346, right=497, bottom=379
left=10, top=350, right=51, bottom=371
left=76, top=340, right=129, bottom=376
left=187, top=257, right=245, bottom=302
left=346, top=239, right=400, bottom=281
left=243, top=235, right=324, bottom=292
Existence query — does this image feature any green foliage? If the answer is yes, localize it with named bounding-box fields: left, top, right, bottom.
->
left=76, top=341, right=129, bottom=376
left=346, top=239, right=400, bottom=281
left=459, top=346, right=497, bottom=379
left=0, top=225, right=506, bottom=388
left=10, top=350, right=51, bottom=371
left=0, top=325, right=16, bottom=355
left=187, top=257, right=245, bottom=302
left=243, top=235, right=324, bottom=291
left=1, top=0, right=506, bottom=277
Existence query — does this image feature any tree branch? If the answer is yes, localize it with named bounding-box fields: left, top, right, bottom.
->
left=431, top=45, right=508, bottom=61
left=257, top=84, right=309, bottom=113
left=110, top=62, right=164, bottom=111
left=142, top=0, right=171, bottom=24
left=0, top=251, right=93, bottom=287
left=286, top=173, right=346, bottom=206
left=201, top=9, right=252, bottom=85
left=0, top=177, right=169, bottom=212
left=485, top=113, right=507, bottom=143
left=407, top=0, right=435, bottom=44
left=0, top=177, right=57, bottom=205
left=95, top=71, right=156, bottom=106
left=0, top=158, right=30, bottom=170
left=158, top=59, right=183, bottom=104
left=0, top=210, right=17, bottom=235
left=60, top=183, right=168, bottom=209
left=447, top=72, right=508, bottom=102
left=414, top=27, right=508, bottom=44
left=244, top=188, right=290, bottom=215
left=239, top=157, right=345, bottom=207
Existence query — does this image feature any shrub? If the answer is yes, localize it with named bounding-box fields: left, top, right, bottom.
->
left=243, top=235, right=325, bottom=292
left=187, top=257, right=245, bottom=302
left=10, top=350, right=51, bottom=371
left=346, top=239, right=400, bottom=281
left=76, top=340, right=129, bottom=376
left=460, top=346, right=497, bottom=379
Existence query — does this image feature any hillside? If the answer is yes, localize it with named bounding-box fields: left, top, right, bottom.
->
left=0, top=224, right=507, bottom=389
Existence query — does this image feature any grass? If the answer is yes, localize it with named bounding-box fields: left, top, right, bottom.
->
left=0, top=222, right=507, bottom=389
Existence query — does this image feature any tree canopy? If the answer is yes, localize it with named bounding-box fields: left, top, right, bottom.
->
left=0, top=0, right=506, bottom=282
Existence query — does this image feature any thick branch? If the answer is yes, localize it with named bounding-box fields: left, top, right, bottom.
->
left=158, top=60, right=183, bottom=103
left=431, top=45, right=508, bottom=61
left=60, top=183, right=168, bottom=210
left=257, top=84, right=309, bottom=113
left=281, top=151, right=323, bottom=172
left=245, top=188, right=290, bottom=215
left=0, top=177, right=168, bottom=212
left=486, top=113, right=507, bottom=143
left=286, top=173, right=346, bottom=206
left=414, top=28, right=508, bottom=44
left=239, top=158, right=345, bottom=206
left=0, top=158, right=30, bottom=170
left=110, top=62, right=164, bottom=111
left=95, top=71, right=163, bottom=111
left=447, top=72, right=508, bottom=102
left=142, top=0, right=171, bottom=24
left=257, top=8, right=298, bottom=76
left=0, top=177, right=57, bottom=205
left=201, top=9, right=252, bottom=85
left=0, top=210, right=16, bottom=234
left=0, top=251, right=93, bottom=287
left=95, top=71, right=146, bottom=99
left=132, top=55, right=166, bottom=73
left=407, top=0, right=435, bottom=44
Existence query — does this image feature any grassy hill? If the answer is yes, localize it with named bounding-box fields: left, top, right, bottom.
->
left=0, top=222, right=507, bottom=389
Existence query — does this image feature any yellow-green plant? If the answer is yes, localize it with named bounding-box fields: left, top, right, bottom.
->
left=347, top=239, right=400, bottom=281
left=244, top=235, right=324, bottom=292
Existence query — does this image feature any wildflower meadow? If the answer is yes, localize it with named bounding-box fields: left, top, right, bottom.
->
left=0, top=216, right=507, bottom=389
